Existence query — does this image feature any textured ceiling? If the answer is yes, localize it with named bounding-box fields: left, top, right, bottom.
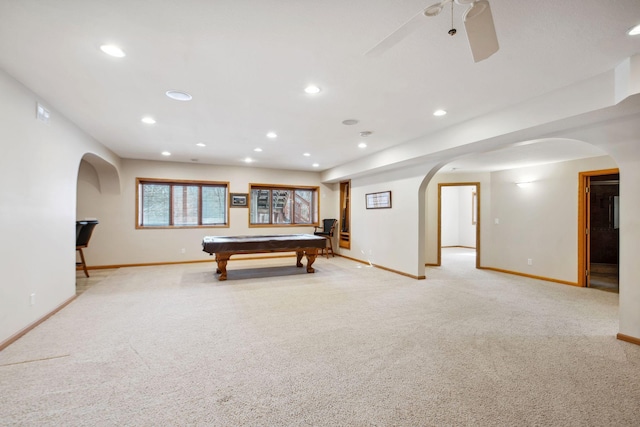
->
left=0, top=0, right=639, bottom=172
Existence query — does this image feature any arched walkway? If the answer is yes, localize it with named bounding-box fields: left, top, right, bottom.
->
left=75, top=153, right=121, bottom=279
left=418, top=137, right=615, bottom=284
left=78, top=153, right=121, bottom=195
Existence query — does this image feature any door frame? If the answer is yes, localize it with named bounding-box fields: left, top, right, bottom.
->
left=577, top=168, right=619, bottom=287
left=437, top=182, right=481, bottom=268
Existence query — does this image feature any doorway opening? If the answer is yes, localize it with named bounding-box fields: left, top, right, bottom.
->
left=438, top=183, right=480, bottom=268
left=76, top=153, right=121, bottom=294
left=578, top=169, right=619, bottom=292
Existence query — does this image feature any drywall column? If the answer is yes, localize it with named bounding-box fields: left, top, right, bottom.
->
left=0, top=69, right=119, bottom=346
left=617, top=150, right=640, bottom=341
left=614, top=55, right=640, bottom=341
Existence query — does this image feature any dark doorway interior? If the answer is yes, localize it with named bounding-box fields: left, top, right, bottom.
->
left=588, top=173, right=619, bottom=292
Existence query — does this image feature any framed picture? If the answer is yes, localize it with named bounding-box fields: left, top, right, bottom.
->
left=230, top=193, right=248, bottom=208
left=366, top=191, right=392, bottom=209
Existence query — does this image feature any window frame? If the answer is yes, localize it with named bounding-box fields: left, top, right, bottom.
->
left=136, top=178, right=230, bottom=229
left=249, top=183, right=319, bottom=227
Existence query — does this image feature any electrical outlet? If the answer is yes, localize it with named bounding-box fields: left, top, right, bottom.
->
left=180, top=248, right=186, bottom=254
left=527, top=259, right=533, bottom=265
left=30, top=293, right=36, bottom=305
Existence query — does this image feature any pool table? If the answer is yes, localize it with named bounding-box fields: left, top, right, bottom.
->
left=202, top=234, right=327, bottom=281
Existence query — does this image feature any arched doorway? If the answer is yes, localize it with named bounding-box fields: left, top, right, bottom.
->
left=76, top=153, right=120, bottom=289
left=419, top=138, right=614, bottom=283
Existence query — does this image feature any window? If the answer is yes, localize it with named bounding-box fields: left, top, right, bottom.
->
left=249, top=184, right=319, bottom=226
left=137, top=178, right=228, bottom=228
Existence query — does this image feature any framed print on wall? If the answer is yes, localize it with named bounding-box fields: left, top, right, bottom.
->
left=230, top=193, right=248, bottom=208
left=365, top=191, right=392, bottom=209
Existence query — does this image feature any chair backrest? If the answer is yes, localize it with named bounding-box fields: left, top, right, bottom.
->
left=76, top=220, right=99, bottom=247
left=76, top=221, right=87, bottom=240
left=322, top=218, right=337, bottom=235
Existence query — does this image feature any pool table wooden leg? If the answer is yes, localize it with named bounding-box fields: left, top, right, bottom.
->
left=296, top=250, right=304, bottom=267
left=215, top=253, right=231, bottom=281
left=305, top=249, right=318, bottom=273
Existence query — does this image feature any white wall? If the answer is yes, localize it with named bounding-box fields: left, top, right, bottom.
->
left=485, top=156, right=617, bottom=283
left=441, top=187, right=460, bottom=247
left=77, top=159, right=337, bottom=266
left=338, top=167, right=427, bottom=277
left=458, top=187, right=477, bottom=248
left=0, top=69, right=119, bottom=344
left=597, top=136, right=640, bottom=340
left=618, top=156, right=640, bottom=339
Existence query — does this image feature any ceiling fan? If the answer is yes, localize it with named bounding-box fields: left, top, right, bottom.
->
left=365, top=0, right=499, bottom=63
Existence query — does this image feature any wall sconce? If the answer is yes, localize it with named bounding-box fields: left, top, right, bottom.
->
left=516, top=181, right=533, bottom=188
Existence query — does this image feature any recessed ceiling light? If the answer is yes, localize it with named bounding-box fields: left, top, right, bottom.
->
left=629, top=24, right=640, bottom=36
left=342, top=119, right=359, bottom=126
left=141, top=116, right=156, bottom=124
left=266, top=132, right=277, bottom=139
left=312, top=163, right=319, bottom=168
left=196, top=143, right=206, bottom=147
left=433, top=109, right=447, bottom=116
left=166, top=90, right=192, bottom=101
left=303, top=152, right=311, bottom=157
left=304, top=85, right=321, bottom=94
left=244, top=157, right=253, bottom=163
left=161, top=151, right=171, bottom=156
left=100, top=44, right=125, bottom=58
left=358, top=142, right=367, bottom=149
left=254, top=148, right=262, bottom=152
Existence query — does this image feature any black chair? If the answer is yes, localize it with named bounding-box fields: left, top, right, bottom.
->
left=76, top=220, right=98, bottom=277
left=76, top=221, right=86, bottom=240
left=314, top=219, right=338, bottom=258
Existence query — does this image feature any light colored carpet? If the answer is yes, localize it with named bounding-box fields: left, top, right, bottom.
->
left=1, top=248, right=639, bottom=426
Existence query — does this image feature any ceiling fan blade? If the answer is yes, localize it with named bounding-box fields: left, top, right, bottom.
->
left=364, top=8, right=431, bottom=57
left=463, top=0, right=499, bottom=62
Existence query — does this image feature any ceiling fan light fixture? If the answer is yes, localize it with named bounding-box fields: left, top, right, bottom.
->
left=364, top=0, right=499, bottom=62
left=464, top=0, right=488, bottom=20
left=463, top=0, right=499, bottom=62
